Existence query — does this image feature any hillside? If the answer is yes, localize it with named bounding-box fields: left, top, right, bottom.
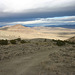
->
left=68, top=36, right=75, bottom=42
left=7, top=24, right=38, bottom=33
left=0, top=25, right=11, bottom=30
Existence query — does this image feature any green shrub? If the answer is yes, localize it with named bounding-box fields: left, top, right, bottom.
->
left=44, top=39, right=47, bottom=42
left=56, top=40, right=65, bottom=46
left=20, top=40, right=26, bottom=44
left=10, top=40, right=16, bottom=44
left=52, top=39, right=58, bottom=42
left=0, top=39, right=8, bottom=45
left=64, top=40, right=75, bottom=44
left=36, top=43, right=39, bottom=45
left=16, top=38, right=21, bottom=41
left=52, top=39, right=65, bottom=46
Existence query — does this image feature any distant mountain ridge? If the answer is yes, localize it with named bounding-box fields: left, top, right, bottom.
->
left=0, top=24, right=75, bottom=29
left=45, top=25, right=75, bottom=29
left=0, top=25, right=11, bottom=30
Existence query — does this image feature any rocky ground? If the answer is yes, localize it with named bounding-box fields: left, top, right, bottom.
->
left=0, top=38, right=75, bottom=75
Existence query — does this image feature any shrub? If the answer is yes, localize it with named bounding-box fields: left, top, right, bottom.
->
left=16, top=38, right=21, bottom=41
left=64, top=40, right=75, bottom=44
left=10, top=40, right=16, bottom=44
left=52, top=39, right=65, bottom=46
left=0, top=39, right=8, bottom=45
left=20, top=40, right=26, bottom=44
left=56, top=40, right=65, bottom=46
left=44, top=39, right=47, bottom=42
left=36, top=43, right=39, bottom=45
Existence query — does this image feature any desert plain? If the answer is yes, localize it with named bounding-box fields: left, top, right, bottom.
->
left=0, top=24, right=75, bottom=40
left=0, top=24, right=75, bottom=75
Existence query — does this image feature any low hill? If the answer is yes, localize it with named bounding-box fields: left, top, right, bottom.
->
left=7, top=24, right=38, bottom=33
left=0, top=25, right=11, bottom=30
left=68, top=36, right=75, bottom=42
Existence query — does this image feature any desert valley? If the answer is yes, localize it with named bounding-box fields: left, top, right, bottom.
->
left=0, top=24, right=75, bottom=40
left=0, top=0, right=75, bottom=75
left=0, top=24, right=75, bottom=75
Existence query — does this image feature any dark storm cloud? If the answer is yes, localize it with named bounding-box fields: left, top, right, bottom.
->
left=0, top=1, right=75, bottom=22
left=0, top=9, right=75, bottom=22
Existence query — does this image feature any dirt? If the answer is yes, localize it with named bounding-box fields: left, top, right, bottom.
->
left=0, top=47, right=59, bottom=75
left=0, top=38, right=75, bottom=75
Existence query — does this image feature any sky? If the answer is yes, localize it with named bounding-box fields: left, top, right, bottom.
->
left=0, top=0, right=75, bottom=26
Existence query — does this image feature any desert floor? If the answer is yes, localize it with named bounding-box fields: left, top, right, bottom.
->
left=0, top=39, right=75, bottom=75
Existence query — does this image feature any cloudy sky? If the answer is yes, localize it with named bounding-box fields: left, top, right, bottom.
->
left=0, top=0, right=75, bottom=26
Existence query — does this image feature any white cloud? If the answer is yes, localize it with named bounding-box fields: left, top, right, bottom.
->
left=8, top=20, right=45, bottom=24
left=0, top=0, right=75, bottom=13
left=5, top=16, right=75, bottom=26
left=0, top=0, right=51, bottom=12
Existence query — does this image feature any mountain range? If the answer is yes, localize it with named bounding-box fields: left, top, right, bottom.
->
left=45, top=25, right=75, bottom=29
